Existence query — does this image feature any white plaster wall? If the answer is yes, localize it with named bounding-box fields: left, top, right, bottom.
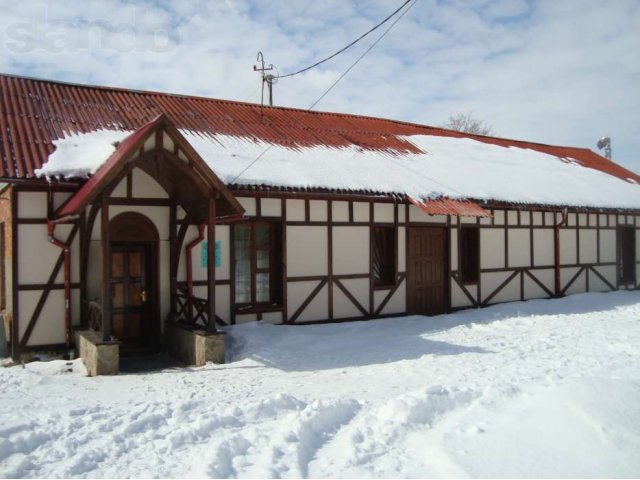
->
left=589, top=268, right=613, bottom=292
left=450, top=228, right=458, bottom=271
left=507, top=211, right=518, bottom=225
left=599, top=229, right=616, bottom=263
left=533, top=229, right=554, bottom=266
left=52, top=192, right=72, bottom=211
left=287, top=226, right=328, bottom=277
left=132, top=169, right=169, bottom=198
left=260, top=198, right=281, bottom=217
left=333, top=278, right=368, bottom=319
left=16, top=191, right=83, bottom=345
left=18, top=192, right=47, bottom=218
left=111, top=177, right=127, bottom=197
left=18, top=224, right=79, bottom=284
left=397, top=204, right=405, bottom=223
left=482, top=271, right=520, bottom=304
left=374, top=203, right=394, bottom=223
left=287, top=281, right=328, bottom=322
left=373, top=281, right=406, bottom=315
left=545, top=212, right=555, bottom=226
left=286, top=199, right=305, bottom=221
left=508, top=229, right=530, bottom=268
left=353, top=202, right=369, bottom=222
left=179, top=224, right=230, bottom=282
left=332, top=201, right=349, bottom=222
left=524, top=269, right=553, bottom=299
left=578, top=213, right=587, bottom=227
left=261, top=311, right=283, bottom=324
left=480, top=229, right=505, bottom=269
left=578, top=229, right=598, bottom=264
left=559, top=229, right=577, bottom=265
left=398, top=226, right=406, bottom=273
left=532, top=212, right=543, bottom=226
left=237, top=197, right=256, bottom=216
left=451, top=280, right=476, bottom=308
left=332, top=226, right=368, bottom=275
left=309, top=200, right=327, bottom=221
left=561, top=267, right=585, bottom=295
left=215, top=285, right=231, bottom=325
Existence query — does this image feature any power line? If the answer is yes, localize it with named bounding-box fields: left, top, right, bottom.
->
left=229, top=0, right=418, bottom=185
left=278, top=0, right=413, bottom=79
left=309, top=0, right=418, bottom=111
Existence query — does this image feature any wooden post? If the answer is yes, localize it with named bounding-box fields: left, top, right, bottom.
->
left=169, top=203, right=177, bottom=318
left=207, top=196, right=217, bottom=332
left=100, top=194, right=112, bottom=341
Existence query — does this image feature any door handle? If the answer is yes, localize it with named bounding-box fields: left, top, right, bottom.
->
left=140, top=289, right=147, bottom=303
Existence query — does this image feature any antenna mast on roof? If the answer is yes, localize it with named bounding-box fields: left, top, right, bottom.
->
left=253, top=51, right=278, bottom=108
left=597, top=136, right=612, bottom=160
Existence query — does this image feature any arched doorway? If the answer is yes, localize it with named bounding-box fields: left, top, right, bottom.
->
left=109, top=212, right=159, bottom=354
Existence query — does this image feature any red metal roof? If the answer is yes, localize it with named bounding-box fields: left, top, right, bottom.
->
left=0, top=72, right=638, bottom=186
left=409, top=197, right=492, bottom=217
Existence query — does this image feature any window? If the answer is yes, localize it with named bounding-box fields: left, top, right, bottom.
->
left=460, top=227, right=479, bottom=283
left=373, top=226, right=396, bottom=287
left=618, top=226, right=636, bottom=284
left=234, top=222, right=283, bottom=308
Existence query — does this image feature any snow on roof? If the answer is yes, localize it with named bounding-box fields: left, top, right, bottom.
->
left=35, top=127, right=640, bottom=210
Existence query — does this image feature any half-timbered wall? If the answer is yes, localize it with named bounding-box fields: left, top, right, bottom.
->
left=449, top=209, right=640, bottom=309
left=8, top=181, right=640, bottom=348
left=193, top=196, right=410, bottom=325
left=196, top=198, right=639, bottom=324
left=11, top=185, right=80, bottom=349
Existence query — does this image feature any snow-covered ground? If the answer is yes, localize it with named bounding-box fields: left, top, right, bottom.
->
left=1, top=291, right=640, bottom=478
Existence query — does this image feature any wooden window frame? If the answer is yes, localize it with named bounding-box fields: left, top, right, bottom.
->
left=372, top=225, right=397, bottom=289
left=460, top=225, right=480, bottom=284
left=234, top=221, right=283, bottom=312
left=617, top=225, right=636, bottom=284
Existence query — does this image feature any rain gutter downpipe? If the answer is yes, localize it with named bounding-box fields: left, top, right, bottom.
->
left=47, top=220, right=74, bottom=347
left=554, top=208, right=568, bottom=297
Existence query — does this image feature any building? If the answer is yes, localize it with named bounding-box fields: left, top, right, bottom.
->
left=0, top=73, right=638, bottom=370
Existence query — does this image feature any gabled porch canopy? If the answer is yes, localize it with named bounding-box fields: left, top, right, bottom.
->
left=54, top=114, right=244, bottom=223
left=50, top=114, right=245, bottom=343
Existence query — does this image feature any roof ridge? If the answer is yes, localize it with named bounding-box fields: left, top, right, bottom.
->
left=0, top=71, right=592, bottom=153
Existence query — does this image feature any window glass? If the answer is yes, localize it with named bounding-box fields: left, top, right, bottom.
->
left=460, top=227, right=479, bottom=283
left=255, top=224, right=270, bottom=247
left=255, top=273, right=270, bottom=303
left=234, top=222, right=283, bottom=307
left=619, top=226, right=636, bottom=283
left=373, top=226, right=395, bottom=287
left=234, top=224, right=251, bottom=303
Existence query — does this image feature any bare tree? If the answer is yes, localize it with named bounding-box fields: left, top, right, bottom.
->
left=440, top=112, right=494, bottom=136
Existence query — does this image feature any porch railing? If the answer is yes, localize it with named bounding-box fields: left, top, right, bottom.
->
left=176, top=284, right=227, bottom=328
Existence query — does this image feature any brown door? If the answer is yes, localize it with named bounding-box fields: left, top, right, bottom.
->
left=110, top=244, right=153, bottom=354
left=407, top=227, right=448, bottom=315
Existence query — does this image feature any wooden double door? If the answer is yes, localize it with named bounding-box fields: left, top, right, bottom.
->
left=407, top=227, right=448, bottom=315
left=110, top=243, right=156, bottom=354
